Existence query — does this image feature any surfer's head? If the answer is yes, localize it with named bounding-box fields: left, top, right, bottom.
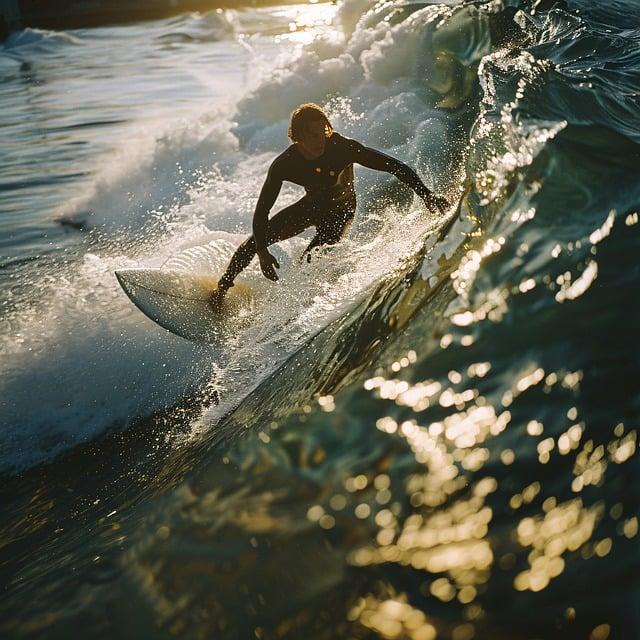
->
left=289, top=103, right=333, bottom=159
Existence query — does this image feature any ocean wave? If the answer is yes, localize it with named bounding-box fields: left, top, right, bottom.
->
left=154, top=9, right=236, bottom=44
left=2, top=27, right=84, bottom=51
left=1, top=0, right=639, bottom=503
left=55, top=109, right=241, bottom=234
left=2, top=1, right=640, bottom=637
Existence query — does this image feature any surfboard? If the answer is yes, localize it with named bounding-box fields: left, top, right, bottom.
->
left=115, top=268, right=255, bottom=342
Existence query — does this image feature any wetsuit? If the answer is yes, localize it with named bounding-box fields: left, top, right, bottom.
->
left=218, top=132, right=434, bottom=289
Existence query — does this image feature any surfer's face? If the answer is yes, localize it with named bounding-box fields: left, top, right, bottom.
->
left=297, top=119, right=327, bottom=159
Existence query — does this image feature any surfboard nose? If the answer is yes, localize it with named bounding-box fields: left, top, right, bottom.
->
left=115, top=268, right=147, bottom=292
left=115, top=269, right=150, bottom=305
left=114, top=268, right=245, bottom=342
left=115, top=269, right=133, bottom=299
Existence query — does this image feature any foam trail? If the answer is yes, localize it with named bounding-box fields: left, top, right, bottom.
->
left=0, top=250, right=219, bottom=474
left=57, top=110, right=241, bottom=233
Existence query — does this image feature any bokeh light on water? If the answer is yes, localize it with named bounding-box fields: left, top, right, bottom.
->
left=1, top=0, right=640, bottom=638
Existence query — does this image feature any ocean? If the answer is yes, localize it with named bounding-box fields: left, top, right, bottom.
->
left=1, top=0, right=639, bottom=638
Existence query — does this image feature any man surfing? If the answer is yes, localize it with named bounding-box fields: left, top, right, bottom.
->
left=211, top=103, right=449, bottom=307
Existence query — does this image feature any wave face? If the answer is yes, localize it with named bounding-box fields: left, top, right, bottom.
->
left=1, top=1, right=639, bottom=638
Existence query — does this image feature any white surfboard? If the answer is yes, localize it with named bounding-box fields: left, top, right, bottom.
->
left=115, top=268, right=255, bottom=342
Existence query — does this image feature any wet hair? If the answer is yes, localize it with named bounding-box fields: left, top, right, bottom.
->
left=288, top=103, right=333, bottom=142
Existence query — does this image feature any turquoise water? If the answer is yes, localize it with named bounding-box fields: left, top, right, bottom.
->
left=1, top=1, right=639, bottom=638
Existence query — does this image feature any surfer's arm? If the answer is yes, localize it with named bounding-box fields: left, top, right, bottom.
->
left=346, top=139, right=449, bottom=212
left=251, top=162, right=284, bottom=281
left=252, top=163, right=284, bottom=251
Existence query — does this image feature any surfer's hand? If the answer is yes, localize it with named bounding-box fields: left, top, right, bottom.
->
left=422, top=193, right=450, bottom=214
left=257, top=248, right=280, bottom=281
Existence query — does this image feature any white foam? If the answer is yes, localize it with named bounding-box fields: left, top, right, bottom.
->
left=2, top=0, right=483, bottom=473
left=57, top=109, right=241, bottom=233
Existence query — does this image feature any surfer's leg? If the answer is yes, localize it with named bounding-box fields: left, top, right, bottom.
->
left=302, top=200, right=355, bottom=262
left=216, top=198, right=315, bottom=294
left=216, top=238, right=256, bottom=293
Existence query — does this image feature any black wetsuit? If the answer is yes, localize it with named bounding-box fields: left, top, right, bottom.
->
left=219, top=132, right=432, bottom=288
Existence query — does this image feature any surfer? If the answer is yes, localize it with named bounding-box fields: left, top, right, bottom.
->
left=211, top=103, right=449, bottom=307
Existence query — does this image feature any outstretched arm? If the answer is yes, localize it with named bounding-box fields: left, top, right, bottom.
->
left=348, top=140, right=449, bottom=212
left=252, top=163, right=283, bottom=281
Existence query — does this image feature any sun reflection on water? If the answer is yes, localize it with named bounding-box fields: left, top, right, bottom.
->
left=303, top=315, right=640, bottom=639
